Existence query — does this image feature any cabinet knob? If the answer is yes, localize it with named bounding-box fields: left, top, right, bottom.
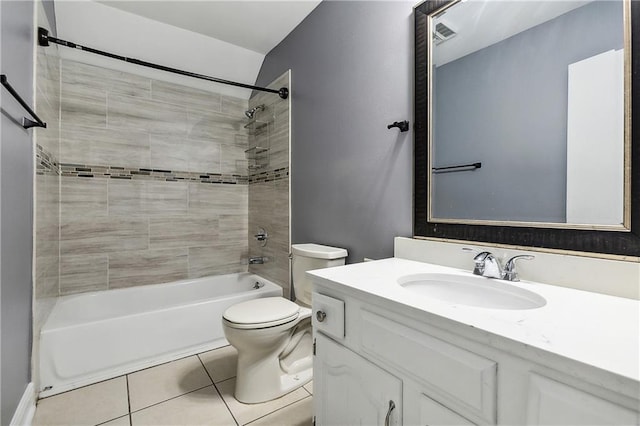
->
left=385, top=400, right=396, bottom=426
left=316, top=310, right=327, bottom=322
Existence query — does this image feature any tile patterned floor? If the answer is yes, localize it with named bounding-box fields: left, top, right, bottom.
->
left=32, top=346, right=313, bottom=426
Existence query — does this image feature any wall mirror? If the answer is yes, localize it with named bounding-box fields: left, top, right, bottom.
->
left=414, top=0, right=640, bottom=257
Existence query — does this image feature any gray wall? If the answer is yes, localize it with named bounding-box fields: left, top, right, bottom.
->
left=254, top=1, right=414, bottom=263
left=1, top=1, right=35, bottom=423
left=433, top=1, right=623, bottom=222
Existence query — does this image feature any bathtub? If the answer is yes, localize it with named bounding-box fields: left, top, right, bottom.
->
left=39, top=273, right=282, bottom=397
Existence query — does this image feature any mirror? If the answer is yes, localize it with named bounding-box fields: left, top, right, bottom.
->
left=414, top=0, right=640, bottom=257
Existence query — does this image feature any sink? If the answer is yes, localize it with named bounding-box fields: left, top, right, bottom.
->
left=398, top=273, right=546, bottom=310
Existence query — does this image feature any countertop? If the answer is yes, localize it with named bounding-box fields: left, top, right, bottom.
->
left=308, top=257, right=640, bottom=383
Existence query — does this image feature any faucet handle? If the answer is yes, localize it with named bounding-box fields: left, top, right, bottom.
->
left=463, top=248, right=494, bottom=275
left=503, top=255, right=535, bottom=282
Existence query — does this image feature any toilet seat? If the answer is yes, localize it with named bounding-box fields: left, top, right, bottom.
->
left=223, top=297, right=300, bottom=330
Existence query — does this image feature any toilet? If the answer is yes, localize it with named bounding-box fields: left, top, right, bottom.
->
left=222, top=243, right=348, bottom=403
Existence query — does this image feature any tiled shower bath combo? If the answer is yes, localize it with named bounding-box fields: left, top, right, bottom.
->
left=33, top=48, right=292, bottom=398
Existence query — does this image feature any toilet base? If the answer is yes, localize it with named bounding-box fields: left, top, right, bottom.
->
left=224, top=311, right=313, bottom=404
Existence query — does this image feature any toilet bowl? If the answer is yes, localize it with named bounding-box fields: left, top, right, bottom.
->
left=222, top=243, right=348, bottom=403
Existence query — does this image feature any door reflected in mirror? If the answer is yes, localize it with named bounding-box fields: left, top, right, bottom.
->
left=429, top=0, right=629, bottom=229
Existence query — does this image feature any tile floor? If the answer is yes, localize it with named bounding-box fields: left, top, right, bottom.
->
left=32, top=345, right=313, bottom=426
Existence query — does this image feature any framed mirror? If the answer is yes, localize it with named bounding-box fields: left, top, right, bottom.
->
left=414, top=0, right=640, bottom=257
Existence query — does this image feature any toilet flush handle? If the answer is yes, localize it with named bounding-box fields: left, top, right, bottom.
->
left=316, top=310, right=327, bottom=322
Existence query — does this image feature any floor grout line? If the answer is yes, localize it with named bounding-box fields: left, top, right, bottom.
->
left=125, top=375, right=132, bottom=426
left=197, top=353, right=240, bottom=426
left=242, top=394, right=312, bottom=426
left=129, top=384, right=214, bottom=415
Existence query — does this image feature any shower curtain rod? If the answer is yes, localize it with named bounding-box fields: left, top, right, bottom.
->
left=37, top=27, right=289, bottom=99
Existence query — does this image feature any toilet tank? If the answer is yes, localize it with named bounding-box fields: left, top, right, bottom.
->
left=291, top=243, right=348, bottom=306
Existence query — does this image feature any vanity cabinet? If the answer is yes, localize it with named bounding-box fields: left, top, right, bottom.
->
left=311, top=289, right=640, bottom=426
left=314, top=333, right=402, bottom=426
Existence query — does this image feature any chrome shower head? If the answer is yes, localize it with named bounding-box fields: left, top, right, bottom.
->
left=244, top=104, right=265, bottom=119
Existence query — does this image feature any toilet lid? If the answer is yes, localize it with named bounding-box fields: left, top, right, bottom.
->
left=223, top=297, right=300, bottom=328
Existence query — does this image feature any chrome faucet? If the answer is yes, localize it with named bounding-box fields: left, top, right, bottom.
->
left=502, top=255, right=535, bottom=282
left=248, top=256, right=265, bottom=264
left=465, top=248, right=535, bottom=281
left=473, top=251, right=503, bottom=279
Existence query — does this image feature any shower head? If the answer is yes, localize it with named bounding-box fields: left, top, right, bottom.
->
left=244, top=105, right=265, bottom=119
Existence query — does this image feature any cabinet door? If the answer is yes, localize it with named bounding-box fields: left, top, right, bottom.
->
left=526, top=373, right=639, bottom=425
left=314, top=333, right=402, bottom=426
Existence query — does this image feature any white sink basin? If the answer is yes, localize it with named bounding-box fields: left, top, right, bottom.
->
left=398, top=273, right=546, bottom=310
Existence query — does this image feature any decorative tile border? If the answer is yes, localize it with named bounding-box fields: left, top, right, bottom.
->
left=248, top=167, right=289, bottom=184
left=60, top=163, right=249, bottom=185
left=36, top=144, right=61, bottom=176
left=38, top=143, right=288, bottom=184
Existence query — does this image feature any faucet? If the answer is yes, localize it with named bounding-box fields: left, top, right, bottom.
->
left=248, top=256, right=265, bottom=265
left=465, top=248, right=535, bottom=281
left=472, top=251, right=503, bottom=279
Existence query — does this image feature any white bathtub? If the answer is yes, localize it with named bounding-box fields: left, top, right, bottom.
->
left=39, top=273, right=282, bottom=397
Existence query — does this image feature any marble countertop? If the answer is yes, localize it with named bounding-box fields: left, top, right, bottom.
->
left=308, top=257, right=640, bottom=382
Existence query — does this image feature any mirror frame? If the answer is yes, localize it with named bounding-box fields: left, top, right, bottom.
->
left=414, top=0, right=640, bottom=258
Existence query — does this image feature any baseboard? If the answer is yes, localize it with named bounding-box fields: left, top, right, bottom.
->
left=10, top=382, right=36, bottom=426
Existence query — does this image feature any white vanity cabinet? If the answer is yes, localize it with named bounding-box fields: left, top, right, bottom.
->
left=311, top=285, right=640, bottom=426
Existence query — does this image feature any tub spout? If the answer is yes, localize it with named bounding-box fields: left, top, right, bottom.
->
left=248, top=256, right=265, bottom=264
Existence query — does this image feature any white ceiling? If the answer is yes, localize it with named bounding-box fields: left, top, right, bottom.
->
left=434, top=0, right=592, bottom=66
left=96, top=0, right=322, bottom=54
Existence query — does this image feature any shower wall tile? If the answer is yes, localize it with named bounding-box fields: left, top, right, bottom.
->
left=221, top=96, right=249, bottom=117
left=108, top=180, right=188, bottom=216
left=187, top=110, right=247, bottom=142
left=62, top=60, right=151, bottom=99
left=61, top=84, right=107, bottom=128
left=220, top=144, right=248, bottom=175
left=61, top=123, right=150, bottom=169
left=61, top=176, right=108, bottom=218
left=60, top=254, right=109, bottom=294
left=247, top=71, right=291, bottom=293
left=188, top=245, right=247, bottom=279
left=151, top=80, right=222, bottom=112
left=60, top=216, right=148, bottom=255
left=150, top=134, right=222, bottom=174
left=107, top=94, right=188, bottom=135
left=109, top=248, right=188, bottom=289
left=218, top=214, right=248, bottom=244
left=189, top=183, right=247, bottom=215
left=56, top=57, right=253, bottom=295
left=149, top=216, right=219, bottom=249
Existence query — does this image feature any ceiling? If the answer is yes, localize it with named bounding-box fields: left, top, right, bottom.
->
left=96, top=0, right=322, bottom=54
left=433, top=0, right=592, bottom=66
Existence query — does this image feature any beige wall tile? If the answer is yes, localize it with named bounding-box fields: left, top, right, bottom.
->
left=221, top=95, right=249, bottom=117
left=149, top=215, right=219, bottom=249
left=108, top=94, right=187, bottom=134
left=150, top=134, right=223, bottom=174
left=188, top=245, right=247, bottom=279
left=188, top=182, right=247, bottom=215
left=220, top=143, right=248, bottom=175
left=109, top=180, right=188, bottom=216
left=61, top=83, right=107, bottom=128
left=218, top=214, right=248, bottom=244
left=60, top=254, right=109, bottom=294
left=187, top=109, right=247, bottom=142
left=62, top=59, right=151, bottom=99
left=109, top=248, right=188, bottom=288
left=61, top=176, right=108, bottom=218
left=60, top=216, right=148, bottom=255
left=151, top=79, right=222, bottom=112
left=60, top=123, right=150, bottom=169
